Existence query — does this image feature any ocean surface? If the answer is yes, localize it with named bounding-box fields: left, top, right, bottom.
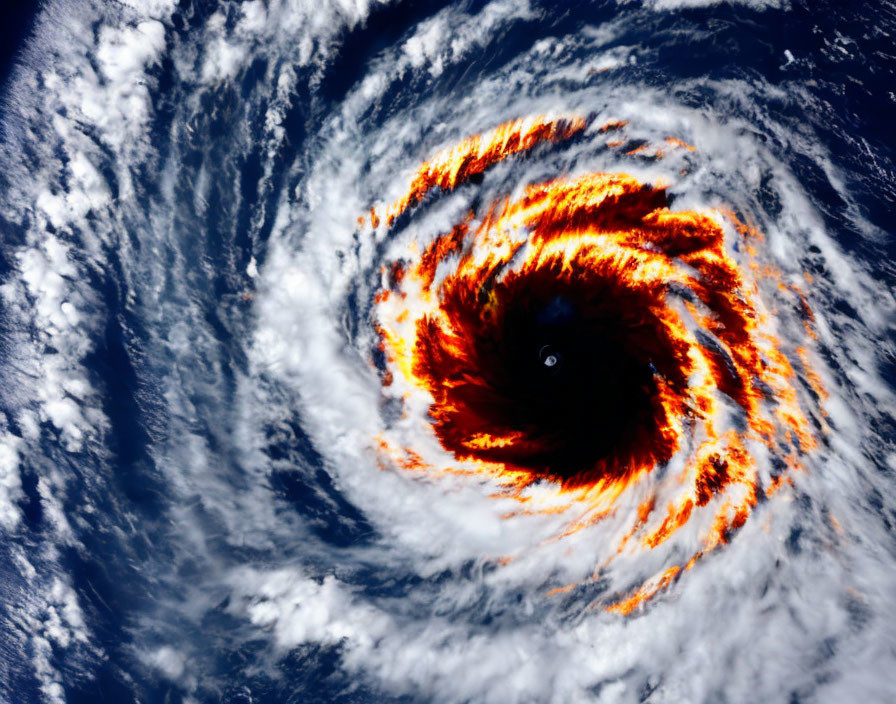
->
left=0, top=1, right=894, bottom=702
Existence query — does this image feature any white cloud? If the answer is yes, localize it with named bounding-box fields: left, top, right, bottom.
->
left=0, top=0, right=893, bottom=700
left=0, top=425, right=24, bottom=530
left=240, top=17, right=896, bottom=699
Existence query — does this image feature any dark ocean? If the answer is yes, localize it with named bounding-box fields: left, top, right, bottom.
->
left=0, top=1, right=894, bottom=702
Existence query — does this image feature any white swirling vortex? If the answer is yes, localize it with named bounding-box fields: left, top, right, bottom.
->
left=0, top=1, right=894, bottom=703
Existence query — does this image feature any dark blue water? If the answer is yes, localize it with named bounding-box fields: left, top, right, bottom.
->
left=1, top=1, right=894, bottom=702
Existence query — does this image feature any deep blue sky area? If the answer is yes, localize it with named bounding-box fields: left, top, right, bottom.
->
left=0, top=2, right=894, bottom=702
left=0, top=0, right=40, bottom=88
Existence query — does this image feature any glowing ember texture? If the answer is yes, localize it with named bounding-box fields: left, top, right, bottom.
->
left=362, top=115, right=589, bottom=229
left=370, top=116, right=821, bottom=613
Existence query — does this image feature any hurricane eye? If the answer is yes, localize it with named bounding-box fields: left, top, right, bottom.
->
left=372, top=116, right=822, bottom=616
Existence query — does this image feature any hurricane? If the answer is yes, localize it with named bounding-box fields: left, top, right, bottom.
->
left=0, top=1, right=894, bottom=703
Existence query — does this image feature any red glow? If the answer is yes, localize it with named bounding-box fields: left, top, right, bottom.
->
left=368, top=116, right=822, bottom=613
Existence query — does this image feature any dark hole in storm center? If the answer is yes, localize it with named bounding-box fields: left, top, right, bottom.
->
left=472, top=291, right=659, bottom=481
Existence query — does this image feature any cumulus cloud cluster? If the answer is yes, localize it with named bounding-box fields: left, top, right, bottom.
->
left=0, top=0, right=893, bottom=702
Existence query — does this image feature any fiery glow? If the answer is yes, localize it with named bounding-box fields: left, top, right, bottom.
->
left=368, top=116, right=822, bottom=613
left=364, top=115, right=589, bottom=229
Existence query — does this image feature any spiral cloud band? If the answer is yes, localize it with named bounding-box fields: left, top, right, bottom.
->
left=0, top=1, right=894, bottom=702
left=371, top=114, right=821, bottom=614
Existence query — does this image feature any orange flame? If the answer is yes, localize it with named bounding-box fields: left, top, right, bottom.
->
left=368, top=116, right=822, bottom=613
left=364, top=115, right=589, bottom=228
